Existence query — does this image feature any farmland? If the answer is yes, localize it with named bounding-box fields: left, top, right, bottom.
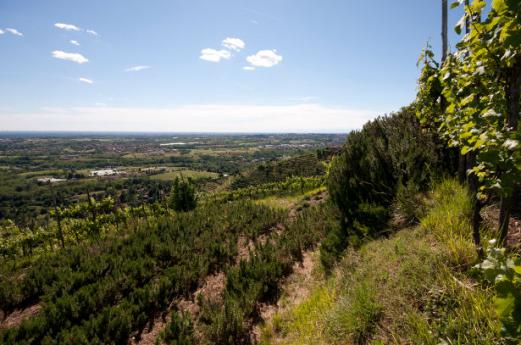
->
left=0, top=133, right=344, bottom=226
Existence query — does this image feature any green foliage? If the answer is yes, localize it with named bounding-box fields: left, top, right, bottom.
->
left=205, top=176, right=325, bottom=204
left=231, top=154, right=326, bottom=190
left=476, top=240, right=521, bottom=342
left=0, top=201, right=283, bottom=344
left=326, top=107, right=440, bottom=266
left=199, top=202, right=338, bottom=343
left=159, top=311, right=195, bottom=345
left=320, top=222, right=347, bottom=273
left=326, top=282, right=383, bottom=344
left=201, top=297, right=250, bottom=345
left=263, top=180, right=501, bottom=345
left=170, top=177, right=197, bottom=212
left=393, top=181, right=428, bottom=226
left=416, top=0, right=521, bottom=200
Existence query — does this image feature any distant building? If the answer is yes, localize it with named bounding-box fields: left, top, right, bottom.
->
left=90, top=169, right=121, bottom=177
left=37, top=177, right=66, bottom=183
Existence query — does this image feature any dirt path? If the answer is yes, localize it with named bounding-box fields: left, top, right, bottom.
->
left=0, top=304, right=41, bottom=330
left=132, top=271, right=226, bottom=345
left=251, top=190, right=328, bottom=343
left=251, top=248, right=321, bottom=343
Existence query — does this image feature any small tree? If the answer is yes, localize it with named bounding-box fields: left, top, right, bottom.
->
left=170, top=177, right=197, bottom=212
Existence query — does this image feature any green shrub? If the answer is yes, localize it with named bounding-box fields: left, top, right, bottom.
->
left=201, top=298, right=250, bottom=345
left=160, top=311, right=195, bottom=345
left=320, top=226, right=347, bottom=274
left=393, top=181, right=427, bottom=226
left=325, top=106, right=441, bottom=267
left=170, top=177, right=197, bottom=212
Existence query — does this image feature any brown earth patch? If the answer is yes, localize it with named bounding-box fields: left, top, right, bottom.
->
left=252, top=249, right=319, bottom=342
left=0, top=304, right=41, bottom=330
left=482, top=205, right=521, bottom=250
left=132, top=272, right=226, bottom=345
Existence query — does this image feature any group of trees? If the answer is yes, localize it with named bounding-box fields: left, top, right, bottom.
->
left=205, top=176, right=325, bottom=204
left=230, top=153, right=326, bottom=190
left=1, top=178, right=197, bottom=262
left=0, top=173, right=172, bottom=227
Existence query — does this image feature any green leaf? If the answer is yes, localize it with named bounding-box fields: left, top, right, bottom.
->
left=462, top=146, right=471, bottom=155
left=454, top=15, right=466, bottom=35
left=451, top=0, right=462, bottom=9
left=512, top=265, right=521, bottom=276
left=495, top=293, right=516, bottom=317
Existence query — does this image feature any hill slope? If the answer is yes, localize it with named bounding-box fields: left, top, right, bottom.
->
left=260, top=180, right=501, bottom=345
left=231, top=154, right=326, bottom=190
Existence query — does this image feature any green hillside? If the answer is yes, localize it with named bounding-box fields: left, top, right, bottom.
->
left=230, top=153, right=327, bottom=190
left=260, top=180, right=500, bottom=344
left=2, top=2, right=521, bottom=345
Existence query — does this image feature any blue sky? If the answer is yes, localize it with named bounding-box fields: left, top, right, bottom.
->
left=0, top=0, right=465, bottom=132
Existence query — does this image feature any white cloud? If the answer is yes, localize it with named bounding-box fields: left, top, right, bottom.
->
left=5, top=28, right=23, bottom=36
left=243, top=66, right=255, bottom=71
left=79, top=77, right=93, bottom=84
left=54, top=23, right=81, bottom=31
left=200, top=48, right=232, bottom=63
left=52, top=50, right=89, bottom=64
left=0, top=29, right=4, bottom=35
left=86, top=29, right=99, bottom=36
left=70, top=40, right=80, bottom=46
left=246, top=49, right=282, bottom=68
left=222, top=37, right=245, bottom=52
left=0, top=104, right=378, bottom=132
left=125, top=65, right=151, bottom=72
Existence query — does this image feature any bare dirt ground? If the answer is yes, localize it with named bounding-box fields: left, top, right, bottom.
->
left=251, top=248, right=319, bottom=343
left=482, top=205, right=521, bottom=250
left=250, top=191, right=328, bottom=343
left=0, top=304, right=41, bottom=330
left=132, top=271, right=226, bottom=345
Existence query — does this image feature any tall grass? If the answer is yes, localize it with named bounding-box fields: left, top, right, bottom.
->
left=261, top=179, right=501, bottom=345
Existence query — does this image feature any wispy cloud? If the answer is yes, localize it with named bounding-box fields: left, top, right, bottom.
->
left=70, top=40, right=80, bottom=46
left=79, top=77, right=93, bottom=84
left=222, top=37, right=245, bottom=52
left=243, top=66, right=255, bottom=71
left=0, top=104, right=378, bottom=132
left=54, top=23, right=99, bottom=37
left=0, top=29, right=4, bottom=35
left=246, top=50, right=282, bottom=68
left=55, top=23, right=81, bottom=31
left=200, top=48, right=231, bottom=63
left=125, top=65, right=151, bottom=72
left=86, top=29, right=99, bottom=36
left=5, top=28, right=23, bottom=36
left=52, top=50, right=89, bottom=64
